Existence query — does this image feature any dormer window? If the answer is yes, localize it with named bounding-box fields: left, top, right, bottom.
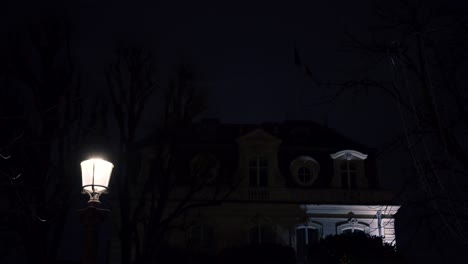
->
left=290, top=156, right=320, bottom=187
left=340, top=161, right=357, bottom=189
left=330, top=150, right=368, bottom=189
left=298, top=167, right=312, bottom=184
left=248, top=156, right=268, bottom=187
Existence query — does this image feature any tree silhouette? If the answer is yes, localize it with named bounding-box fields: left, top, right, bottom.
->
left=105, top=48, right=238, bottom=264
left=295, top=0, right=468, bottom=261
left=0, top=14, right=86, bottom=263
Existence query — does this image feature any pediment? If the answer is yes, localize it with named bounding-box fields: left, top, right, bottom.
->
left=236, top=128, right=281, bottom=144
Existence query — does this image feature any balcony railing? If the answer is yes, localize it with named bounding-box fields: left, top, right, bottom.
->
left=168, top=186, right=394, bottom=204
left=247, top=188, right=270, bottom=200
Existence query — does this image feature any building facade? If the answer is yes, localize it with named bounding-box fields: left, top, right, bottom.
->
left=140, top=119, right=399, bottom=261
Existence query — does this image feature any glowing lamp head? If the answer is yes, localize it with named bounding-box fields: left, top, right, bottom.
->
left=81, top=158, right=114, bottom=204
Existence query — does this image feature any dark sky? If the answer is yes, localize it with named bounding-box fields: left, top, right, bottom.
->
left=4, top=0, right=403, bottom=149
left=96, top=0, right=398, bottom=146
left=3, top=1, right=411, bottom=193
left=5, top=0, right=466, bottom=138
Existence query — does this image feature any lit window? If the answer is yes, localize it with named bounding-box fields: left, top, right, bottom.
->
left=248, top=157, right=268, bottom=187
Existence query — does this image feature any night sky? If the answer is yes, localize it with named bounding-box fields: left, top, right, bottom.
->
left=3, top=0, right=468, bottom=262
left=4, top=0, right=405, bottom=149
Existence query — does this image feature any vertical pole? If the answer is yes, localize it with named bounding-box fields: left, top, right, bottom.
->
left=79, top=204, right=109, bottom=264
left=377, top=210, right=382, bottom=237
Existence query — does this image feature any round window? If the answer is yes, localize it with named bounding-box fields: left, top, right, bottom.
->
left=290, top=156, right=319, bottom=187
left=297, top=167, right=312, bottom=184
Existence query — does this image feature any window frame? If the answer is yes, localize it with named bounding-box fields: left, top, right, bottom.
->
left=336, top=221, right=369, bottom=234
left=296, top=226, right=321, bottom=245
left=297, top=167, right=312, bottom=185
left=339, top=160, right=358, bottom=189
left=248, top=156, right=269, bottom=187
left=295, top=222, right=323, bottom=261
left=330, top=150, right=367, bottom=189
left=290, top=156, right=320, bottom=187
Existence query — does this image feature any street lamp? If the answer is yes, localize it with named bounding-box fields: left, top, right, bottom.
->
left=81, top=158, right=114, bottom=204
left=79, top=157, right=114, bottom=264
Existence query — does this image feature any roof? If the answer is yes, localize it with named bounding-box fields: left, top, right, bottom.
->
left=137, top=118, right=370, bottom=151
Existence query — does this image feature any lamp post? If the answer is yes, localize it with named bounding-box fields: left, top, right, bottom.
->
left=79, top=158, right=114, bottom=264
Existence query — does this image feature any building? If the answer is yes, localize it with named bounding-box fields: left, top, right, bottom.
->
left=138, top=119, right=399, bottom=261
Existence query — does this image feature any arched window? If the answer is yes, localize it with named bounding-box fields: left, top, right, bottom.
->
left=296, top=226, right=319, bottom=244
left=296, top=223, right=322, bottom=261
left=248, top=156, right=268, bottom=187
left=336, top=219, right=369, bottom=235
left=341, top=228, right=366, bottom=235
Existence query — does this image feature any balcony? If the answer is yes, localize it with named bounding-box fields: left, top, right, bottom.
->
left=247, top=188, right=270, bottom=200
left=168, top=186, right=394, bottom=205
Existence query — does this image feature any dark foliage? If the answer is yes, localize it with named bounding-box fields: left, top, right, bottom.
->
left=309, top=232, right=401, bottom=264
left=156, top=246, right=217, bottom=264
left=218, top=244, right=296, bottom=264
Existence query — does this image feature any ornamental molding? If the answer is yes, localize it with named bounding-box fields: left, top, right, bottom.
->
left=300, top=204, right=400, bottom=216
left=330, top=150, right=368, bottom=160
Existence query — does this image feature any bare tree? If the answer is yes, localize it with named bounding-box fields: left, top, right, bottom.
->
left=295, top=0, right=468, bottom=260
left=0, top=15, right=86, bottom=263
left=106, top=50, right=239, bottom=263
left=138, top=64, right=236, bottom=264
left=105, top=45, right=157, bottom=264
